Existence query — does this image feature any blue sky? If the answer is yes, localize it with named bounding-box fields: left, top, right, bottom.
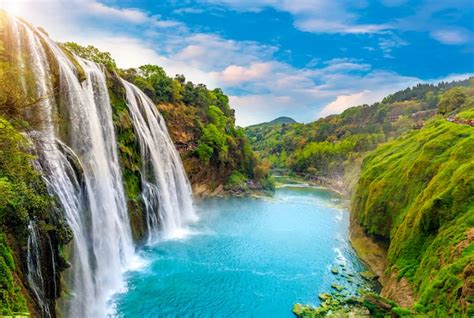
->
left=2, top=0, right=473, bottom=125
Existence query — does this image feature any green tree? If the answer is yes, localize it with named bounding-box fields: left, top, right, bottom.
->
left=63, top=42, right=117, bottom=69
left=438, top=87, right=466, bottom=115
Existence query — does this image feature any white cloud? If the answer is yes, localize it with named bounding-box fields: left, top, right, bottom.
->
left=85, top=1, right=149, bottom=23
left=318, top=90, right=394, bottom=118
left=295, top=19, right=389, bottom=34
left=378, top=34, right=408, bottom=58
left=173, top=7, right=205, bottom=15
left=393, top=2, right=473, bottom=46
left=319, top=91, right=373, bottom=118
left=172, top=33, right=277, bottom=70
left=322, top=58, right=370, bottom=72
left=430, top=29, right=470, bottom=45
left=201, top=0, right=391, bottom=34
left=215, top=63, right=273, bottom=85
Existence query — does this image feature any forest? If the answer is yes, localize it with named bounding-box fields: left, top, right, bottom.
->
left=245, top=78, right=474, bottom=192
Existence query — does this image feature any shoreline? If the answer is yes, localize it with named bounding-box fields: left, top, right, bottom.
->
left=349, top=219, right=415, bottom=308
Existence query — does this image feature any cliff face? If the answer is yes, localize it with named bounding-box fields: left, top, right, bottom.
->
left=351, top=110, right=474, bottom=316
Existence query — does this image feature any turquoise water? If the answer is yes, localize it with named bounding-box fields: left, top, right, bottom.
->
left=113, top=185, right=366, bottom=317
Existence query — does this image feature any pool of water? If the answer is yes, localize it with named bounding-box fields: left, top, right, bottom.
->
left=112, top=184, right=366, bottom=317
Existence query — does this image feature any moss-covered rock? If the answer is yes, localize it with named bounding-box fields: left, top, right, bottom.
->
left=0, top=234, right=28, bottom=316
left=318, top=293, right=331, bottom=301
left=331, top=283, right=345, bottom=292
left=106, top=72, right=146, bottom=241
left=359, top=271, right=378, bottom=281
left=351, top=109, right=474, bottom=316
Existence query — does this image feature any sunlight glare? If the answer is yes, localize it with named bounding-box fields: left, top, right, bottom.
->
left=0, top=0, right=27, bottom=16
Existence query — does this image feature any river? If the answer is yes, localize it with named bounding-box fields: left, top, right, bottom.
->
left=112, top=180, right=366, bottom=317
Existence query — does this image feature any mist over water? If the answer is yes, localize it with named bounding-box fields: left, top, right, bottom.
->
left=113, top=186, right=366, bottom=317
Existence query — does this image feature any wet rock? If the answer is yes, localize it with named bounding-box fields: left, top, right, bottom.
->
left=292, top=303, right=303, bottom=316
left=360, top=270, right=378, bottom=281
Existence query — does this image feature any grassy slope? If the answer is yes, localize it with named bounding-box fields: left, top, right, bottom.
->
left=352, top=112, right=474, bottom=316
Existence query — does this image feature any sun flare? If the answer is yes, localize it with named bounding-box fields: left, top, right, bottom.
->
left=0, top=0, right=26, bottom=16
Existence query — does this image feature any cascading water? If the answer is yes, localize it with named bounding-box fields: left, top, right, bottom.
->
left=121, top=80, right=197, bottom=242
left=7, top=13, right=197, bottom=317
left=9, top=17, right=134, bottom=317
left=27, top=222, right=52, bottom=318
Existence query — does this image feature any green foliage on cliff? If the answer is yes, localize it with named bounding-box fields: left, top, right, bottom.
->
left=0, top=117, right=49, bottom=315
left=0, top=234, right=27, bottom=315
left=0, top=118, right=51, bottom=229
left=352, top=110, right=474, bottom=316
left=119, top=64, right=272, bottom=191
left=246, top=79, right=473, bottom=188
left=382, top=79, right=472, bottom=104
left=63, top=42, right=117, bottom=69
left=438, top=86, right=473, bottom=115
left=106, top=74, right=146, bottom=240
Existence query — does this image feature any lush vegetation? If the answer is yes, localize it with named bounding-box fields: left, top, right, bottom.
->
left=0, top=233, right=28, bottom=316
left=64, top=43, right=273, bottom=194
left=352, top=109, right=474, bottom=316
left=246, top=78, right=474, bottom=192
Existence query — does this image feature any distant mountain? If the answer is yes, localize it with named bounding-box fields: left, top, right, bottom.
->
left=247, top=116, right=297, bottom=128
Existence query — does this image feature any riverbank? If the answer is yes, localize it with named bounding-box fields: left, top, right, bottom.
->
left=349, top=219, right=415, bottom=308
left=192, top=180, right=273, bottom=198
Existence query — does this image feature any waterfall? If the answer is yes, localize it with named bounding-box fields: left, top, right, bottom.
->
left=9, top=17, right=134, bottom=317
left=7, top=13, right=197, bottom=317
left=121, top=80, right=197, bottom=242
left=27, top=222, right=52, bottom=318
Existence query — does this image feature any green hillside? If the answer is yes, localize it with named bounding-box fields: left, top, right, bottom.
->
left=245, top=79, right=474, bottom=192
left=247, top=116, right=297, bottom=129
left=352, top=109, right=474, bottom=316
